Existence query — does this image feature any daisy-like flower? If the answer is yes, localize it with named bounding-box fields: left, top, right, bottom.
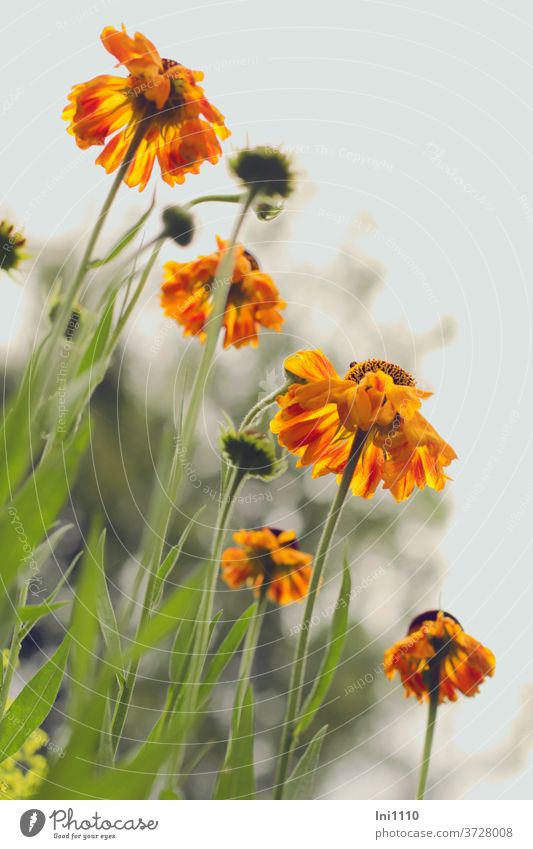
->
left=161, top=237, right=286, bottom=348
left=221, top=528, right=313, bottom=605
left=63, top=25, right=230, bottom=190
left=270, top=350, right=457, bottom=502
left=384, top=610, right=495, bottom=703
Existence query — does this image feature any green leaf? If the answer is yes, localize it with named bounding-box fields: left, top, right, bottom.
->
left=214, top=686, right=256, bottom=799
left=94, top=528, right=124, bottom=674
left=0, top=361, right=41, bottom=504
left=151, top=506, right=205, bottom=608
left=68, top=523, right=103, bottom=722
left=294, top=557, right=351, bottom=736
left=124, top=566, right=206, bottom=664
left=88, top=193, right=155, bottom=268
left=76, top=292, right=116, bottom=376
left=198, top=603, right=256, bottom=707
left=168, top=613, right=197, bottom=684
left=0, top=419, right=90, bottom=588
left=0, top=637, right=70, bottom=763
left=282, top=725, right=328, bottom=800
left=18, top=601, right=68, bottom=628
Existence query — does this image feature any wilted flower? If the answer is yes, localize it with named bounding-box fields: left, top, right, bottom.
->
left=63, top=25, right=230, bottom=190
left=384, top=610, right=495, bottom=703
left=221, top=528, right=313, bottom=604
left=271, top=350, right=457, bottom=502
left=161, top=237, right=285, bottom=348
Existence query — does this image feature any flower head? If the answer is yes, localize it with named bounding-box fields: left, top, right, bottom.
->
left=229, top=146, right=295, bottom=199
left=0, top=221, right=27, bottom=275
left=384, top=610, right=495, bottom=703
left=161, top=237, right=286, bottom=348
left=221, top=527, right=313, bottom=605
left=271, top=349, right=457, bottom=502
left=220, top=428, right=286, bottom=480
left=63, top=25, right=230, bottom=190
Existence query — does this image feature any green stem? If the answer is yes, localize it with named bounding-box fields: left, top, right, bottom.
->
left=107, top=241, right=162, bottom=355
left=37, top=119, right=148, bottom=404
left=0, top=581, right=29, bottom=721
left=232, top=586, right=268, bottom=714
left=416, top=664, right=440, bottom=800
left=185, top=193, right=243, bottom=208
left=163, top=468, right=247, bottom=781
left=180, top=189, right=256, bottom=456
left=239, top=380, right=291, bottom=431
left=274, top=427, right=370, bottom=797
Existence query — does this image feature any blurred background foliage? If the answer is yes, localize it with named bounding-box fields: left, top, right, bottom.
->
left=5, top=190, right=454, bottom=799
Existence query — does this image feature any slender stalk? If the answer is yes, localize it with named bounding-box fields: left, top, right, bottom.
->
left=106, top=241, right=162, bottom=355
left=0, top=581, right=29, bottom=721
left=232, top=586, right=268, bottom=714
left=239, top=380, right=291, bottom=431
left=36, top=119, right=148, bottom=405
left=185, top=193, right=243, bottom=208
left=179, top=188, right=256, bottom=457
left=110, top=192, right=253, bottom=753
left=416, top=664, right=440, bottom=800
left=163, top=468, right=247, bottom=780
left=274, top=427, right=370, bottom=797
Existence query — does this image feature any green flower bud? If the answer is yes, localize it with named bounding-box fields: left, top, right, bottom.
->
left=220, top=428, right=287, bottom=481
left=0, top=220, right=28, bottom=275
left=161, top=206, right=195, bottom=246
left=229, top=146, right=295, bottom=200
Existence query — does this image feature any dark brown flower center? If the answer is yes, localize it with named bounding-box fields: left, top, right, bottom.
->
left=408, top=610, right=462, bottom=634
left=345, top=358, right=415, bottom=386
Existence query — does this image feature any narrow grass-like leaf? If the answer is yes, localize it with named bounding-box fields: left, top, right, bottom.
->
left=88, top=193, right=155, bottom=268
left=198, top=603, right=256, bottom=708
left=282, top=724, right=328, bottom=800
left=214, top=686, right=256, bottom=800
left=0, top=637, right=70, bottom=763
left=124, top=566, right=206, bottom=664
left=76, top=293, right=116, bottom=376
left=0, top=420, right=90, bottom=588
left=93, top=528, right=123, bottom=674
left=294, top=557, right=351, bottom=736
left=151, top=506, right=205, bottom=608
left=18, top=601, right=68, bottom=628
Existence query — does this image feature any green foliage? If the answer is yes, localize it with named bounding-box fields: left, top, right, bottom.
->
left=88, top=193, right=155, bottom=268
left=0, top=638, right=70, bottom=763
left=283, top=725, right=328, bottom=800
left=295, top=556, right=351, bottom=735
left=214, top=686, right=256, bottom=800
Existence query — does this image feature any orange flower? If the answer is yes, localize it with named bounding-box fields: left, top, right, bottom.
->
left=221, top=528, right=313, bottom=605
left=161, top=237, right=286, bottom=348
left=63, top=25, right=230, bottom=190
left=271, top=350, right=457, bottom=502
left=384, top=611, right=495, bottom=703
